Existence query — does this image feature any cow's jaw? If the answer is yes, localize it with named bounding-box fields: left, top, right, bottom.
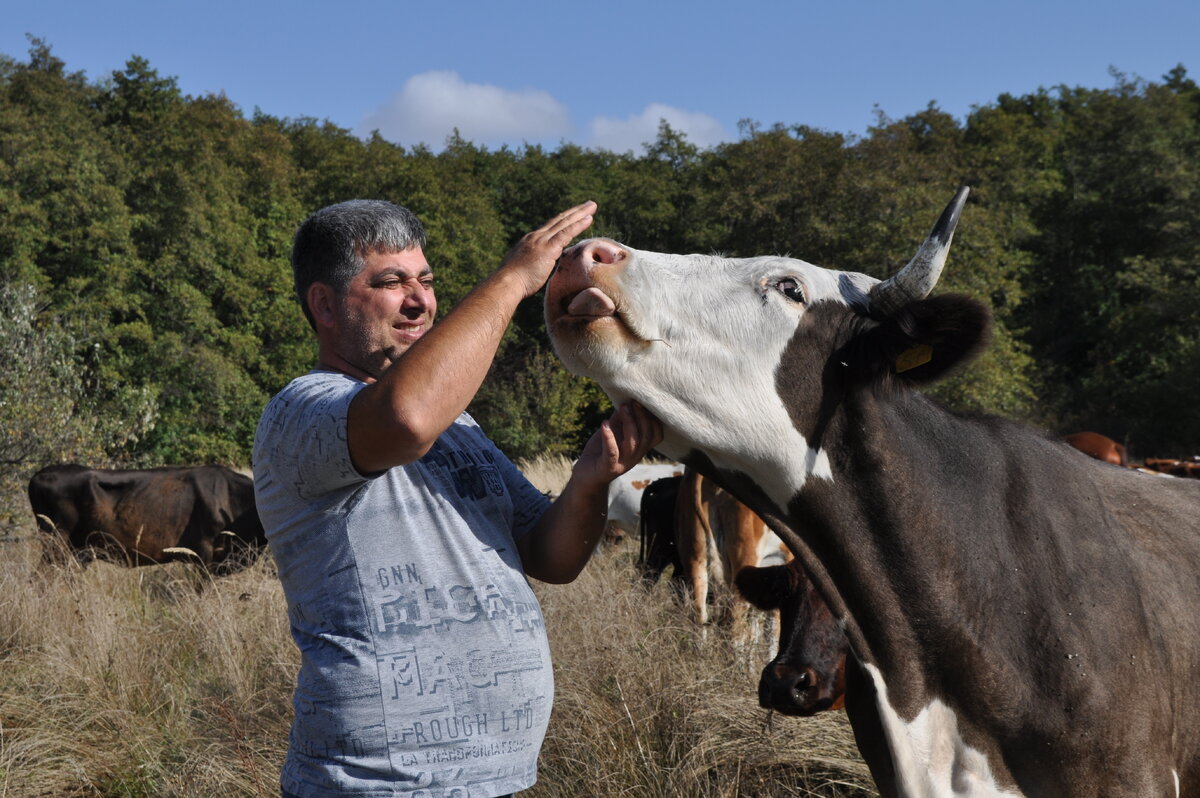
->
left=547, top=240, right=874, bottom=509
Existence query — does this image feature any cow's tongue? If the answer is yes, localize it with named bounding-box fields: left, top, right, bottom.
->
left=566, top=287, right=616, bottom=317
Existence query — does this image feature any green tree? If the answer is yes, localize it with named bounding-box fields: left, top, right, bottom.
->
left=0, top=281, right=156, bottom=514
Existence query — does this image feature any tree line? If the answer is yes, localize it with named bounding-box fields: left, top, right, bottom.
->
left=3, top=38, right=1199, bottom=501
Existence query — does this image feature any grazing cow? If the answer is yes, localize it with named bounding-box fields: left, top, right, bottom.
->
left=28, top=464, right=266, bottom=573
left=1063, top=431, right=1128, bottom=466
left=735, top=560, right=849, bottom=716
left=604, top=461, right=685, bottom=545
left=675, top=468, right=791, bottom=632
left=635, top=474, right=686, bottom=585
left=545, top=187, right=1200, bottom=796
left=1144, top=457, right=1200, bottom=479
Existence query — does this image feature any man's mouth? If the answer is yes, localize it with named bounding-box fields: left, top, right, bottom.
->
left=393, top=322, right=427, bottom=340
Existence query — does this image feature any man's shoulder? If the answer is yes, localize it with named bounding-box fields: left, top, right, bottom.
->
left=268, top=370, right=361, bottom=408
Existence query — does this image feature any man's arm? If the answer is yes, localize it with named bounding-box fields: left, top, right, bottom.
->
left=348, top=201, right=596, bottom=473
left=517, top=401, right=664, bottom=584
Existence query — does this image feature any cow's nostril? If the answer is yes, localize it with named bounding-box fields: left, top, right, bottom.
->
left=586, top=241, right=624, bottom=266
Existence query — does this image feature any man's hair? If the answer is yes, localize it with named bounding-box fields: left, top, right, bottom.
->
left=291, top=199, right=428, bottom=330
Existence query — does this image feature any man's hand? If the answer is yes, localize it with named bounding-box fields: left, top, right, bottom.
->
left=572, top=400, right=664, bottom=490
left=501, top=200, right=597, bottom=298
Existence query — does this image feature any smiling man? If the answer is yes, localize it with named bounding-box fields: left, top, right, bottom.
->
left=253, top=199, right=661, bottom=798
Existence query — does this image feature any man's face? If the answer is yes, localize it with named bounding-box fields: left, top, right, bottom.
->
left=331, top=247, right=437, bottom=377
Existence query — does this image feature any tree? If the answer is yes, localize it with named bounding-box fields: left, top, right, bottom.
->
left=0, top=281, right=156, bottom=514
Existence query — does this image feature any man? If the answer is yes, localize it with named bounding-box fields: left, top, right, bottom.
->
left=253, top=199, right=661, bottom=798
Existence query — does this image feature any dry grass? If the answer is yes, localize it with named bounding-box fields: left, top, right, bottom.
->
left=0, top=471, right=874, bottom=798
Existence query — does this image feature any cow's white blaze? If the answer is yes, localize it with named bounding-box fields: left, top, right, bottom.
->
left=862, top=664, right=1024, bottom=797
left=549, top=244, right=877, bottom=510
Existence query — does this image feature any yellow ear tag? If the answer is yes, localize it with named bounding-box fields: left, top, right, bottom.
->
left=895, top=344, right=933, bottom=373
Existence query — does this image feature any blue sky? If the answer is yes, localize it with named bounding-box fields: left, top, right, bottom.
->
left=3, top=0, right=1197, bottom=153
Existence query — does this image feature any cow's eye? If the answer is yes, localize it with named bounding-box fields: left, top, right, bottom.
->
left=775, top=278, right=805, bottom=303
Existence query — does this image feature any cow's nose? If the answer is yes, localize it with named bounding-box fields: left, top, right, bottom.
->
left=575, top=238, right=625, bottom=267
left=760, top=663, right=819, bottom=714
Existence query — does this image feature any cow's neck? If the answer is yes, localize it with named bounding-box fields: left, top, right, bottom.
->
left=805, top=390, right=1050, bottom=683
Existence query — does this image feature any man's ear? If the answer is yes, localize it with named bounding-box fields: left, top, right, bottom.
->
left=307, top=282, right=338, bottom=330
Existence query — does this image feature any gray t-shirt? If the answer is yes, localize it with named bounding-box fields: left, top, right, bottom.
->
left=253, top=370, right=554, bottom=798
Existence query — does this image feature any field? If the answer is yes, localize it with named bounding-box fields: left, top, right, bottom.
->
left=0, top=456, right=875, bottom=797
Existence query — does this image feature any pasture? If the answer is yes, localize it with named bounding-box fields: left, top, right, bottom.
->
left=0, top=456, right=874, bottom=798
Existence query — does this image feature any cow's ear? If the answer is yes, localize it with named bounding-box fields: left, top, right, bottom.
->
left=853, top=294, right=991, bottom=387
left=734, top=564, right=790, bottom=611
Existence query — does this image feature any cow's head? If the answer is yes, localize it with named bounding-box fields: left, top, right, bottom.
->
left=545, top=187, right=988, bottom=511
left=736, top=561, right=848, bottom=715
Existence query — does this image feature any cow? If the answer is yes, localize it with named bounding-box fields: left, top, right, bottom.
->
left=1063, top=431, right=1128, bottom=466
left=674, top=467, right=791, bottom=635
left=545, top=186, right=1200, bottom=796
left=28, top=464, right=266, bottom=574
left=735, top=560, right=849, bottom=717
left=604, top=460, right=685, bottom=545
left=635, top=474, right=687, bottom=586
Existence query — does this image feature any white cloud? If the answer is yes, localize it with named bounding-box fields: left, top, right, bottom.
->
left=588, top=103, right=730, bottom=153
left=360, top=74, right=731, bottom=153
left=359, top=70, right=573, bottom=149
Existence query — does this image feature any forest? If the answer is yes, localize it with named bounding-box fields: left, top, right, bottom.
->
left=3, top=38, right=1199, bottom=505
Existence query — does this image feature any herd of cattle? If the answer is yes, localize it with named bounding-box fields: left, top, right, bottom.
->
left=22, top=435, right=1200, bottom=793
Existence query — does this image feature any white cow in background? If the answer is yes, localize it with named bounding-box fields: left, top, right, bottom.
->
left=603, top=461, right=684, bottom=545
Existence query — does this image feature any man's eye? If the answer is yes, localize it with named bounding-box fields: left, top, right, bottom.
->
left=775, top=278, right=805, bottom=303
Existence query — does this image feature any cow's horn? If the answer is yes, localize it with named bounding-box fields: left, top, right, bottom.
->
left=868, top=186, right=969, bottom=317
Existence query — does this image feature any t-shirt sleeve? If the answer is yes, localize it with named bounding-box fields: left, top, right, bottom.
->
left=256, top=375, right=367, bottom=500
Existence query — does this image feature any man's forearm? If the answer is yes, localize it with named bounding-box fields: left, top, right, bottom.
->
left=519, top=476, right=610, bottom=585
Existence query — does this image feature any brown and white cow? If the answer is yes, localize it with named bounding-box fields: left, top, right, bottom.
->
left=546, top=187, right=1200, bottom=797
left=674, top=467, right=790, bottom=633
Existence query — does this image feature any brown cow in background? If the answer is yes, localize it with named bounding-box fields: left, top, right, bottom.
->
left=28, top=464, right=266, bottom=573
left=1063, top=431, right=1128, bottom=466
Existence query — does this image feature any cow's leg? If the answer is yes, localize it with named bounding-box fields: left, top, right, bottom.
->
left=675, top=471, right=710, bottom=627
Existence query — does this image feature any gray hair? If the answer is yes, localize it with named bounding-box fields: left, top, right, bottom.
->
left=291, top=199, right=428, bottom=330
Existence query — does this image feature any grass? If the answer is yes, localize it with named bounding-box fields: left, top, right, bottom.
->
left=0, top=462, right=874, bottom=798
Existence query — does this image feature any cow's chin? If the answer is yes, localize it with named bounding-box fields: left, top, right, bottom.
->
left=548, top=313, right=649, bottom=379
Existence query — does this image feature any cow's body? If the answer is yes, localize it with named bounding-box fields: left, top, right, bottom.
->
left=1063, top=431, right=1128, bottom=466
left=735, top=559, right=849, bottom=717
left=545, top=188, right=1200, bottom=796
left=28, top=464, right=266, bottom=572
left=636, top=474, right=687, bottom=585
left=675, top=468, right=790, bottom=631
left=605, top=461, right=685, bottom=545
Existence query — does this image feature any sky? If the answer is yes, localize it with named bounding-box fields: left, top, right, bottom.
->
left=3, top=0, right=1198, bottom=154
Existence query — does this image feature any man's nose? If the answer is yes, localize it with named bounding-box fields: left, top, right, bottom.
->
left=401, top=280, right=433, bottom=309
